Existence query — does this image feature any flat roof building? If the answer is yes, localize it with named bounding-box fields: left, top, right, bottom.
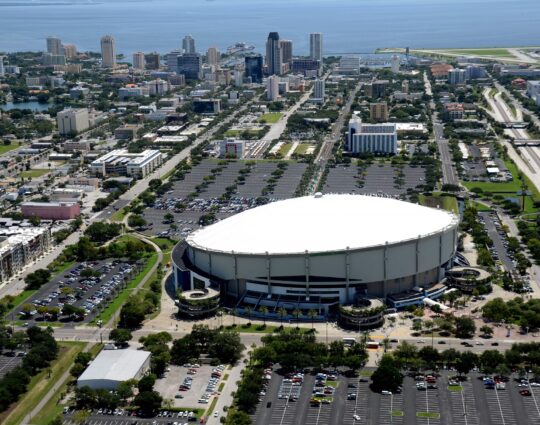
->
left=77, top=349, right=151, bottom=390
left=90, top=149, right=163, bottom=178
left=57, top=108, right=90, bottom=136
left=346, top=116, right=398, bottom=155
left=21, top=201, right=81, bottom=220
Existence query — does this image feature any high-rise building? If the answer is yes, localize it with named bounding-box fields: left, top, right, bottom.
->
left=312, top=79, right=325, bottom=103
left=0, top=56, right=4, bottom=77
left=145, top=52, right=160, bottom=70
left=346, top=116, right=398, bottom=155
left=265, top=32, right=282, bottom=76
left=63, top=44, right=77, bottom=59
left=57, top=108, right=90, bottom=135
left=370, top=102, right=389, bottom=122
left=234, top=70, right=243, bottom=87
left=267, top=75, right=280, bottom=101
left=310, top=33, right=323, bottom=62
left=133, top=52, right=145, bottom=70
left=206, top=47, right=220, bottom=66
left=448, top=69, right=466, bottom=85
left=166, top=50, right=182, bottom=73
left=42, top=53, right=66, bottom=66
left=100, top=35, right=116, bottom=68
left=182, top=35, right=196, bottom=54
left=46, top=36, right=62, bottom=55
left=177, top=53, right=202, bottom=80
left=279, top=39, right=293, bottom=65
left=364, top=80, right=388, bottom=99
left=291, top=59, right=321, bottom=77
left=245, top=55, right=263, bottom=83
left=391, top=55, right=400, bottom=73
left=401, top=80, right=409, bottom=94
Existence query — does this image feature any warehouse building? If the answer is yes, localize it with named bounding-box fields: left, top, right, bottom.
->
left=77, top=349, right=151, bottom=390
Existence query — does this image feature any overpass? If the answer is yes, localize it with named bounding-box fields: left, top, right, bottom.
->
left=503, top=122, right=528, bottom=129
left=513, top=139, right=540, bottom=146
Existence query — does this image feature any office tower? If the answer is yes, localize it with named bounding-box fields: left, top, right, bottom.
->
left=391, top=55, right=400, bottom=73
left=364, top=80, right=388, bottom=99
left=448, top=69, right=466, bottom=85
left=207, top=47, right=220, bottom=66
left=245, top=55, right=263, bottom=83
left=177, top=53, right=202, bottom=80
left=63, top=44, right=77, bottom=59
left=166, top=50, right=182, bottom=73
left=133, top=52, right=145, bottom=70
left=312, top=79, right=325, bottom=102
left=145, top=52, right=160, bottom=70
left=370, top=102, right=389, bottom=122
left=279, top=39, right=293, bottom=65
left=267, top=75, right=280, bottom=101
left=347, top=116, right=397, bottom=155
left=100, top=35, right=116, bottom=68
left=291, top=59, right=321, bottom=77
left=57, top=108, right=90, bottom=135
left=234, top=70, right=243, bottom=87
left=46, top=36, right=62, bottom=55
left=0, top=56, right=4, bottom=77
left=310, top=33, right=323, bottom=61
left=182, top=35, right=196, bottom=54
left=42, top=53, right=66, bottom=66
left=265, top=32, right=282, bottom=76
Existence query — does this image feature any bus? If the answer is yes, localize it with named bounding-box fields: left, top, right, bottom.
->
left=367, top=341, right=380, bottom=349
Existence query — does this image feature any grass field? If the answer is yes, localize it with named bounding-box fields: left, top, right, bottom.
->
left=448, top=385, right=463, bottom=392
left=31, top=344, right=102, bottom=425
left=110, top=208, right=127, bottom=222
left=468, top=200, right=492, bottom=212
left=277, top=142, right=294, bottom=157
left=445, top=48, right=513, bottom=57
left=294, top=143, right=313, bottom=156
left=392, top=411, right=404, bottom=417
left=259, top=112, right=282, bottom=123
left=1, top=342, right=86, bottom=425
left=20, top=169, right=50, bottom=178
left=416, top=412, right=441, bottom=419
left=224, top=129, right=260, bottom=137
left=419, top=194, right=458, bottom=214
left=91, top=252, right=158, bottom=325
left=0, top=143, right=21, bottom=155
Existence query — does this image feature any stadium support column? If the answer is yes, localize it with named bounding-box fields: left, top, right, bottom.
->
left=415, top=235, right=420, bottom=286
left=305, top=250, right=310, bottom=301
left=383, top=242, right=388, bottom=297
left=266, top=251, right=272, bottom=297
left=233, top=250, right=239, bottom=297
left=345, top=247, right=351, bottom=304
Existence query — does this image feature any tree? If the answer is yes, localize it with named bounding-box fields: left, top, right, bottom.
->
left=128, top=214, right=147, bottom=229
left=21, top=303, right=35, bottom=317
left=109, top=328, right=132, bottom=345
left=134, top=390, right=162, bottom=417
left=455, top=316, right=476, bottom=339
left=278, top=307, right=287, bottom=327
left=163, top=212, right=174, bottom=224
left=117, top=380, right=135, bottom=402
left=259, top=306, right=268, bottom=326
left=480, top=325, right=494, bottom=338
left=480, top=350, right=505, bottom=374
left=84, top=222, right=122, bottom=243
left=371, top=354, right=403, bottom=393
left=455, top=351, right=478, bottom=376
left=292, top=308, right=302, bottom=328
left=24, top=269, right=51, bottom=290
left=70, top=362, right=86, bottom=377
left=209, top=330, right=244, bottom=364
left=412, top=320, right=423, bottom=334
left=72, top=409, right=90, bottom=424
left=138, top=374, right=156, bottom=393
left=418, top=346, right=440, bottom=370
left=307, top=309, right=317, bottom=329
left=244, top=306, right=253, bottom=323
left=224, top=409, right=252, bottom=425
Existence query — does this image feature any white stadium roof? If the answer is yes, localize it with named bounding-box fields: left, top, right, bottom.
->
left=187, top=194, right=458, bottom=255
left=77, top=349, right=150, bottom=384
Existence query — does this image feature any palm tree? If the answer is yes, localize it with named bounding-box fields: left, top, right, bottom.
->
left=278, top=307, right=287, bottom=327
left=259, top=306, right=269, bottom=326
left=231, top=307, right=238, bottom=326
left=292, top=308, right=301, bottom=328
left=245, top=306, right=253, bottom=324
left=424, top=319, right=434, bottom=347
left=307, top=309, right=317, bottom=329
left=381, top=337, right=391, bottom=353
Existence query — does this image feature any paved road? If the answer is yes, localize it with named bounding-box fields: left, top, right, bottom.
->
left=433, top=119, right=459, bottom=186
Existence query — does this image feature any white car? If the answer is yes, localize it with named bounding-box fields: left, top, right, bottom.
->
left=381, top=390, right=393, bottom=395
left=213, top=411, right=219, bottom=418
left=353, top=414, right=361, bottom=420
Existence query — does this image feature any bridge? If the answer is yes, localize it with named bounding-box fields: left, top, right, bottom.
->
left=503, top=122, right=528, bottom=129
left=513, top=139, right=540, bottom=146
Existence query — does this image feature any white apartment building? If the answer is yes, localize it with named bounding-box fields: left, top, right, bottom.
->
left=90, top=149, right=163, bottom=178
left=346, top=116, right=398, bottom=155
left=266, top=75, right=280, bottom=101
left=312, top=79, right=325, bottom=103
left=57, top=108, right=90, bottom=135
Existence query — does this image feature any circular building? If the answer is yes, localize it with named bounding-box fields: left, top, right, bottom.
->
left=172, top=194, right=459, bottom=313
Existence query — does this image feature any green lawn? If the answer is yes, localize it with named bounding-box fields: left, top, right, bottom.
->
left=0, top=143, right=21, bottom=155
left=416, top=412, right=441, bottom=419
left=218, top=382, right=225, bottom=392
left=224, top=129, right=260, bottom=137
left=419, top=194, right=458, bottom=214
left=294, top=143, right=313, bottom=156
left=259, top=112, right=283, bottom=123
left=392, top=411, right=404, bottom=417
left=468, top=200, right=493, bottom=212
left=1, top=342, right=86, bottom=425
left=31, top=344, right=102, bottom=425
left=277, top=143, right=294, bottom=157
left=19, top=169, right=50, bottom=178
left=445, top=48, right=513, bottom=57
left=448, top=385, right=463, bottom=392
left=91, top=252, right=158, bottom=325
left=110, top=208, right=127, bottom=222
left=205, top=397, right=219, bottom=417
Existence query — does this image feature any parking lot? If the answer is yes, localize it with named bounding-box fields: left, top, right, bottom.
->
left=154, top=363, right=226, bottom=409
left=252, top=369, right=540, bottom=425
left=323, top=164, right=426, bottom=197
left=0, top=353, right=23, bottom=378
left=142, top=159, right=308, bottom=238
left=12, top=260, right=138, bottom=325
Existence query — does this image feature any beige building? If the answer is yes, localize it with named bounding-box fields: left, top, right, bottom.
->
left=101, top=35, right=116, bottom=68
left=132, top=52, right=145, bottom=70
left=63, top=44, right=77, bottom=59
left=370, top=102, right=389, bottom=122
left=57, top=108, right=90, bottom=135
left=206, top=47, right=220, bottom=66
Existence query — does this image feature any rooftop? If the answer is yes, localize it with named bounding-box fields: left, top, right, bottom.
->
left=78, top=349, right=150, bottom=383
left=187, top=194, right=458, bottom=255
